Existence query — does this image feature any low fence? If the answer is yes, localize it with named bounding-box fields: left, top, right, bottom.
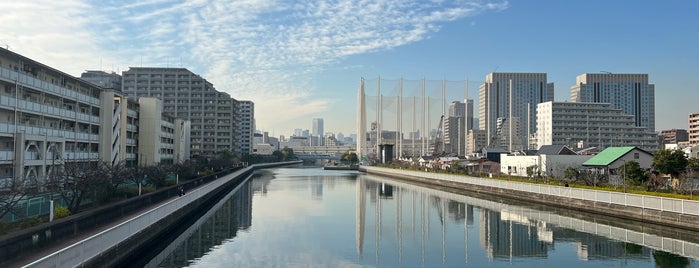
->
left=363, top=166, right=699, bottom=217
left=19, top=161, right=299, bottom=268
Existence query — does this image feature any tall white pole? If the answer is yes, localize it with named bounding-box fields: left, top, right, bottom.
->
left=357, top=78, right=366, bottom=161
left=421, top=78, right=426, bottom=155
left=413, top=96, right=416, bottom=157
left=465, top=79, right=469, bottom=155
left=441, top=78, right=446, bottom=154
left=376, top=76, right=381, bottom=157
left=527, top=103, right=531, bottom=150
left=509, top=79, right=513, bottom=152
left=399, top=77, right=403, bottom=159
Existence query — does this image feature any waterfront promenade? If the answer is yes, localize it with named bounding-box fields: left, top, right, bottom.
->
left=15, top=161, right=300, bottom=268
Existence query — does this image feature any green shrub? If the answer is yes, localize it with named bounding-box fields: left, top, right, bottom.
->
left=54, top=205, right=70, bottom=219
left=19, top=217, right=42, bottom=229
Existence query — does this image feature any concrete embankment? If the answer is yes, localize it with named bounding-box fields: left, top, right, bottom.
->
left=22, top=161, right=300, bottom=268
left=362, top=166, right=699, bottom=232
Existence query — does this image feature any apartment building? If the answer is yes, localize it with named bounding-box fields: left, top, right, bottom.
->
left=238, top=100, right=254, bottom=156
left=98, top=89, right=140, bottom=167
left=479, top=72, right=554, bottom=151
left=659, top=129, right=689, bottom=145
left=138, top=97, right=191, bottom=165
left=467, top=129, right=487, bottom=154
left=571, top=73, right=655, bottom=132
left=121, top=67, right=238, bottom=158
left=0, top=48, right=103, bottom=187
left=536, top=101, right=658, bottom=151
left=0, top=48, right=193, bottom=191
left=690, top=113, right=699, bottom=146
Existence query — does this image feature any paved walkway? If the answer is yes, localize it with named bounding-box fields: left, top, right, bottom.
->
left=8, top=188, right=194, bottom=268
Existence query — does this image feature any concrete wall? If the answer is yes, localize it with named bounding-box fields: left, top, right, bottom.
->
left=363, top=166, right=699, bottom=232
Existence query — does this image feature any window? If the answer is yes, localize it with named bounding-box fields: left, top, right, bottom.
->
left=634, top=153, right=639, bottom=159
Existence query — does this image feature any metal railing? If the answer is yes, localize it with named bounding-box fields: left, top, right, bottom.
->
left=24, top=162, right=293, bottom=268
left=364, top=166, right=699, bottom=216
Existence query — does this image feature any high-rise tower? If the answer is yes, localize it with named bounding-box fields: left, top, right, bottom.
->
left=570, top=73, right=655, bottom=132
left=479, top=72, right=554, bottom=151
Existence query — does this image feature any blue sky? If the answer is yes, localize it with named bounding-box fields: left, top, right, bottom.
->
left=1, top=0, right=697, bottom=137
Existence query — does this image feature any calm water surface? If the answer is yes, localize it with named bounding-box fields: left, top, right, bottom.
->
left=148, top=167, right=698, bottom=267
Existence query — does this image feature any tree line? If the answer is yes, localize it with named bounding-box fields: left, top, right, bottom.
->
left=0, top=147, right=296, bottom=225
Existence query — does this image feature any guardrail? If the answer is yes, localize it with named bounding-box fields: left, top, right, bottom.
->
left=364, top=166, right=699, bottom=216
left=24, top=162, right=297, bottom=268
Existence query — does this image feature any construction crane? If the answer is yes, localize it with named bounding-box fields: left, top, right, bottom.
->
left=431, top=115, right=445, bottom=156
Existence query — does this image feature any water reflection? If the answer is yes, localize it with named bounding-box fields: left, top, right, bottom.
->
left=148, top=168, right=697, bottom=267
left=358, top=175, right=696, bottom=267
left=146, top=180, right=253, bottom=268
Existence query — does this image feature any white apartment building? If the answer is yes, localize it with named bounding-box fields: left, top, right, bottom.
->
left=571, top=73, right=655, bottom=132
left=98, top=89, right=139, bottom=167
left=479, top=72, right=554, bottom=151
left=238, top=100, right=254, bottom=156
left=138, top=97, right=190, bottom=165
left=1, top=48, right=198, bottom=189
left=690, top=113, right=699, bottom=146
left=536, top=101, right=658, bottom=151
left=0, top=48, right=103, bottom=188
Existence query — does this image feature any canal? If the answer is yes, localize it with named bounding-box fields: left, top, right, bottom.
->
left=143, top=167, right=698, bottom=267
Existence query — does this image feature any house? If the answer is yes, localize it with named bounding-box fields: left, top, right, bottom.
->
left=437, top=156, right=461, bottom=170
left=582, top=147, right=654, bottom=185
left=460, top=158, right=500, bottom=175
left=536, top=145, right=577, bottom=156
left=418, top=155, right=437, bottom=168
left=500, top=146, right=593, bottom=178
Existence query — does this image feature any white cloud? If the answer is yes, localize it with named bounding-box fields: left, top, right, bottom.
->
left=0, top=0, right=508, bottom=133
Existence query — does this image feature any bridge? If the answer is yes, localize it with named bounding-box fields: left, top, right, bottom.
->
left=289, top=145, right=353, bottom=163
left=287, top=145, right=355, bottom=155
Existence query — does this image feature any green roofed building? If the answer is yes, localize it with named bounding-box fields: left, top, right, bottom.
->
left=582, top=146, right=654, bottom=184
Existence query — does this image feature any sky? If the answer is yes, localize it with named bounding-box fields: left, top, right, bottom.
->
left=1, top=0, right=697, bottom=138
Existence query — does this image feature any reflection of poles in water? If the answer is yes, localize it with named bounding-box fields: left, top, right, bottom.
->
left=442, top=199, right=446, bottom=264
left=356, top=177, right=365, bottom=258
left=509, top=216, right=513, bottom=263
left=411, top=191, right=416, bottom=236
left=465, top=205, right=468, bottom=264
left=420, top=192, right=426, bottom=265
left=397, top=187, right=403, bottom=264
left=375, top=184, right=381, bottom=262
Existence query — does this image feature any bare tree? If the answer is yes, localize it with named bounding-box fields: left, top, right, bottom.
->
left=47, top=160, right=109, bottom=214
left=0, top=177, right=27, bottom=220
left=143, top=164, right=169, bottom=188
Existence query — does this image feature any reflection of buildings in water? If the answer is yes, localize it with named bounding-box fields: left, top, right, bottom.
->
left=552, top=228, right=651, bottom=261
left=479, top=209, right=551, bottom=261
left=251, top=171, right=274, bottom=196
left=157, top=181, right=253, bottom=267
left=379, top=183, right=393, bottom=199
left=311, top=177, right=323, bottom=200
left=356, top=175, right=677, bottom=265
left=447, top=201, right=466, bottom=222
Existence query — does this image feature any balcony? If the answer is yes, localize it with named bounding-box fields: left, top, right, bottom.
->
left=0, top=66, right=100, bottom=106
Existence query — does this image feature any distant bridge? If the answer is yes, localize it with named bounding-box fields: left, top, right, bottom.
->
left=288, top=145, right=355, bottom=156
